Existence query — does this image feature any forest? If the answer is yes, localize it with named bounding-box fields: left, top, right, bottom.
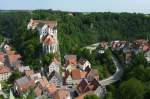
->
left=0, top=10, right=150, bottom=99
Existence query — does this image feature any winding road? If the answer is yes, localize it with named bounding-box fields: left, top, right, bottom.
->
left=99, top=55, right=123, bottom=86
left=85, top=43, right=124, bottom=86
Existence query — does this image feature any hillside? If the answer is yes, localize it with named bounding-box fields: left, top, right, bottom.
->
left=0, top=10, right=150, bottom=67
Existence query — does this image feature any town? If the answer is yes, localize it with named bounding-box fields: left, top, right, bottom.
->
left=0, top=18, right=149, bottom=99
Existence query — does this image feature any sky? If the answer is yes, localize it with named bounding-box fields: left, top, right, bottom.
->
left=0, top=0, right=150, bottom=14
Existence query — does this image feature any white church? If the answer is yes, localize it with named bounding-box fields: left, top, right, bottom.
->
left=27, top=19, right=58, bottom=53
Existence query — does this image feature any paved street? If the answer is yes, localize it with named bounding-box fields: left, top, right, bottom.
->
left=85, top=43, right=124, bottom=86
left=99, top=55, right=123, bottom=86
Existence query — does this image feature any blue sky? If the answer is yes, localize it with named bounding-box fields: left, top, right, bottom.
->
left=0, top=0, right=150, bottom=14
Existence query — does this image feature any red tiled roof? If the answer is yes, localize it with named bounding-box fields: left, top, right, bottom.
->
left=15, top=76, right=35, bottom=92
left=64, top=55, right=77, bottom=66
left=6, top=50, right=16, bottom=55
left=47, top=83, right=57, bottom=95
left=39, top=77, right=49, bottom=89
left=70, top=69, right=87, bottom=80
left=54, top=89, right=70, bottom=99
left=0, top=66, right=11, bottom=74
left=42, top=35, right=56, bottom=45
left=71, top=69, right=81, bottom=80
left=8, top=54, right=21, bottom=64
left=25, top=70, right=34, bottom=77
left=34, top=86, right=42, bottom=97
left=32, top=20, right=57, bottom=28
left=0, top=54, right=4, bottom=62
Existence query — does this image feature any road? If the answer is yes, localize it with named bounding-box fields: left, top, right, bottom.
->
left=99, top=55, right=123, bottom=86
left=85, top=43, right=124, bottom=86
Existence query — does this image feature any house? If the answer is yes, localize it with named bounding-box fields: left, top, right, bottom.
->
left=65, top=69, right=87, bottom=85
left=124, top=50, right=132, bottom=64
left=27, top=19, right=58, bottom=54
left=39, top=76, right=49, bottom=89
left=53, top=89, right=71, bottom=99
left=6, top=51, right=21, bottom=67
left=25, top=70, right=34, bottom=77
left=4, top=44, right=12, bottom=51
left=71, top=69, right=81, bottom=80
left=66, top=75, right=73, bottom=86
left=78, top=58, right=91, bottom=71
left=34, top=86, right=42, bottom=97
left=0, top=52, right=5, bottom=63
left=27, top=19, right=57, bottom=31
left=77, top=79, right=90, bottom=94
left=18, top=66, right=30, bottom=73
left=144, top=49, right=150, bottom=63
left=87, top=69, right=99, bottom=82
left=30, top=73, right=42, bottom=83
left=0, top=66, right=12, bottom=81
left=64, top=55, right=77, bottom=66
left=47, top=83, right=57, bottom=96
left=14, top=76, right=35, bottom=93
left=41, top=34, right=58, bottom=53
left=66, top=64, right=76, bottom=73
left=49, top=58, right=60, bottom=75
left=98, top=41, right=109, bottom=54
left=77, top=79, right=100, bottom=94
left=48, top=71, right=62, bottom=87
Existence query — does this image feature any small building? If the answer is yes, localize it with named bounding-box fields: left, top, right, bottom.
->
left=25, top=70, right=34, bottom=77
left=0, top=66, right=12, bottom=81
left=48, top=71, right=62, bottom=87
left=34, top=86, right=42, bottom=97
left=49, top=58, right=60, bottom=75
left=145, top=49, right=150, bottom=63
left=53, top=89, right=71, bottom=99
left=78, top=58, right=91, bottom=71
left=18, top=66, right=30, bottom=73
left=47, top=83, right=57, bottom=97
left=14, top=76, right=35, bottom=93
left=39, top=76, right=49, bottom=90
left=0, top=52, right=5, bottom=63
left=64, top=55, right=77, bottom=66
left=6, top=50, right=21, bottom=67
left=27, top=19, right=58, bottom=54
left=87, top=69, right=99, bottom=82
left=77, top=79, right=100, bottom=94
left=30, top=73, right=42, bottom=83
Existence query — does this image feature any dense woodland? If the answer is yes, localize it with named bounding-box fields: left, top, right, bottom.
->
left=0, top=10, right=150, bottom=99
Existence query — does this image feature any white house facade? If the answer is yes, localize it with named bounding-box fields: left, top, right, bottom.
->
left=27, top=19, right=58, bottom=54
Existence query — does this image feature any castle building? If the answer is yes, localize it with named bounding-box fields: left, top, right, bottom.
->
left=27, top=19, right=58, bottom=53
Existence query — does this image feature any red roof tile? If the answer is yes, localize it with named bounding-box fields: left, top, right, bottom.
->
left=47, top=83, right=57, bottom=95
left=0, top=66, right=11, bottom=74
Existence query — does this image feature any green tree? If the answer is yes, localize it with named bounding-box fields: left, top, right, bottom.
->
left=8, top=71, right=22, bottom=83
left=119, top=78, right=144, bottom=99
left=84, top=94, right=99, bottom=99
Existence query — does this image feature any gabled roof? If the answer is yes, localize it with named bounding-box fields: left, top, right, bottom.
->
left=47, top=83, right=57, bottom=95
left=78, top=58, right=87, bottom=65
left=54, top=89, right=70, bottom=99
left=48, top=71, right=62, bottom=82
left=87, top=69, right=99, bottom=81
left=0, top=66, right=11, bottom=74
left=15, top=76, right=35, bottom=92
left=31, top=19, right=57, bottom=29
left=34, top=86, right=42, bottom=97
left=25, top=70, right=34, bottom=77
left=64, top=55, right=77, bottom=61
left=71, top=69, right=81, bottom=80
left=42, top=35, right=56, bottom=45
left=77, top=79, right=100, bottom=94
left=39, top=77, right=49, bottom=89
